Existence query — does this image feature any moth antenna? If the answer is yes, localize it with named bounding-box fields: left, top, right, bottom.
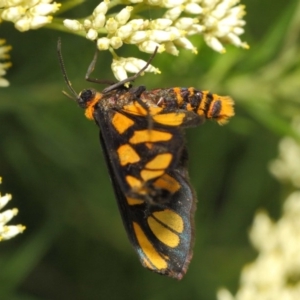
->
left=57, top=38, right=80, bottom=101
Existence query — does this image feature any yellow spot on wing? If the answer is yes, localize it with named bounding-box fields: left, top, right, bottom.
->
left=152, top=112, right=186, bottom=126
left=153, top=174, right=181, bottom=194
left=141, top=170, right=165, bottom=181
left=148, top=216, right=180, bottom=248
left=117, top=144, right=140, bottom=166
left=153, top=210, right=184, bottom=233
left=123, top=102, right=147, bottom=116
left=145, top=153, right=172, bottom=170
left=112, top=112, right=134, bottom=134
left=133, top=222, right=167, bottom=270
left=126, top=175, right=142, bottom=189
left=148, top=106, right=163, bottom=115
left=145, top=142, right=153, bottom=149
left=126, top=197, right=144, bottom=205
left=129, top=130, right=172, bottom=144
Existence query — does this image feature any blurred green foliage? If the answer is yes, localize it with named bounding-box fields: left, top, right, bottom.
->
left=1, top=0, right=300, bottom=299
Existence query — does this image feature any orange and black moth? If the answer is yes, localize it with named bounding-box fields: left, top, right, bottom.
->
left=58, top=40, right=234, bottom=280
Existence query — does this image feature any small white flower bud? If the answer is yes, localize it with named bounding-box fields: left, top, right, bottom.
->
left=128, top=19, right=148, bottom=31
left=184, top=3, right=203, bottom=15
left=163, top=0, right=185, bottom=9
left=186, top=24, right=204, bottom=35
left=93, top=14, right=106, bottom=29
left=149, top=18, right=172, bottom=30
left=117, top=24, right=134, bottom=39
left=30, top=15, right=52, bottom=29
left=110, top=37, right=123, bottom=49
left=1, top=6, right=25, bottom=22
left=97, top=37, right=110, bottom=50
left=83, top=19, right=92, bottom=28
left=94, top=0, right=109, bottom=15
left=204, top=35, right=225, bottom=53
left=149, top=30, right=176, bottom=43
left=64, top=19, right=83, bottom=31
left=115, top=6, right=133, bottom=25
left=163, top=6, right=183, bottom=21
left=174, top=37, right=197, bottom=53
left=86, top=28, right=98, bottom=40
left=164, top=41, right=179, bottom=56
left=138, top=40, right=165, bottom=54
left=123, top=58, right=161, bottom=75
left=112, top=60, right=127, bottom=81
left=175, top=18, right=197, bottom=30
left=125, top=31, right=148, bottom=44
left=29, top=3, right=61, bottom=15
left=105, top=18, right=118, bottom=33
left=15, top=17, right=31, bottom=32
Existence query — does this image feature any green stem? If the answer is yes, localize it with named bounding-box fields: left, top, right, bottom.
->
left=109, top=48, right=120, bottom=60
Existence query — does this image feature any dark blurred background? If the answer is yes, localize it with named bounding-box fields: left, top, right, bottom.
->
left=1, top=0, right=299, bottom=299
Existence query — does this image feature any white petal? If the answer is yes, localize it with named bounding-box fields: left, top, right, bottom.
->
left=0, top=225, right=26, bottom=241
left=0, top=193, right=12, bottom=210
left=0, top=208, right=18, bottom=225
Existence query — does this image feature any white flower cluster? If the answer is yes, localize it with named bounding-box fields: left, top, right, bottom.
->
left=269, top=117, right=300, bottom=188
left=269, top=137, right=300, bottom=188
left=0, top=0, right=61, bottom=32
left=64, top=0, right=248, bottom=80
left=0, top=39, right=11, bottom=87
left=0, top=177, right=26, bottom=241
left=217, top=192, right=300, bottom=300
